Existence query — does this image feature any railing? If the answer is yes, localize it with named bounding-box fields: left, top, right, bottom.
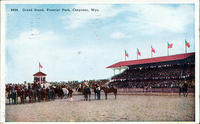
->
left=117, top=88, right=194, bottom=93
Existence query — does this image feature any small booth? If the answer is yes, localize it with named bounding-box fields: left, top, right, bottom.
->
left=33, top=71, right=47, bottom=83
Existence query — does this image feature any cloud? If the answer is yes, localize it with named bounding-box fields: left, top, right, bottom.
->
left=61, top=4, right=194, bottom=36
left=110, top=32, right=130, bottom=39
left=126, top=4, right=194, bottom=34
left=61, top=5, right=123, bottom=29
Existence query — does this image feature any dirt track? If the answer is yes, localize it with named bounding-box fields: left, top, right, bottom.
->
left=6, top=94, right=194, bottom=122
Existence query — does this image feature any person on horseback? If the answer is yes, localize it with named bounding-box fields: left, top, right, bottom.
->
left=45, top=82, right=51, bottom=100
left=11, top=84, right=17, bottom=104
left=62, top=86, right=69, bottom=99
left=28, top=83, right=31, bottom=90
left=28, top=83, right=33, bottom=103
left=24, top=81, right=28, bottom=90
left=36, top=82, right=41, bottom=102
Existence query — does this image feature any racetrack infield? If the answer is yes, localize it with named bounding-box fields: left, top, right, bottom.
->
left=6, top=94, right=195, bottom=122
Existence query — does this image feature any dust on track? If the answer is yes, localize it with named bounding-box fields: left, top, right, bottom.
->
left=6, top=94, right=195, bottom=122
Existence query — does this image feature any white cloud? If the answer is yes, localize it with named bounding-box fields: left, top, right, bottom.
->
left=61, top=5, right=123, bottom=29
left=61, top=4, right=194, bottom=35
left=110, top=32, right=130, bottom=39
left=127, top=5, right=194, bottom=34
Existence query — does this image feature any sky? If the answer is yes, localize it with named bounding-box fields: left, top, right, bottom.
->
left=5, top=4, right=195, bottom=83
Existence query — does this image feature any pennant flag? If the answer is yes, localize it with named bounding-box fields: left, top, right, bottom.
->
left=125, top=50, right=129, bottom=57
left=39, top=62, right=43, bottom=68
left=185, top=40, right=190, bottom=48
left=137, top=48, right=141, bottom=56
left=151, top=46, right=155, bottom=53
left=168, top=42, right=173, bottom=48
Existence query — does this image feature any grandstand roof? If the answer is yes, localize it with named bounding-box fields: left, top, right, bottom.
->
left=107, top=52, right=195, bottom=68
left=33, top=71, right=47, bottom=76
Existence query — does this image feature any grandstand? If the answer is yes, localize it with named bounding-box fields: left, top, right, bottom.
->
left=107, top=52, right=195, bottom=92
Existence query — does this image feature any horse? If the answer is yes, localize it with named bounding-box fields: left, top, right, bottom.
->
left=62, top=87, right=69, bottom=99
left=101, top=86, right=117, bottom=100
left=49, top=86, right=55, bottom=100
left=61, top=85, right=74, bottom=99
left=89, top=83, right=98, bottom=99
left=27, top=89, right=33, bottom=103
left=32, top=83, right=38, bottom=102
left=67, top=87, right=73, bottom=99
left=179, top=82, right=188, bottom=97
left=54, top=85, right=63, bottom=99
left=76, top=84, right=84, bottom=94
left=6, top=84, right=18, bottom=104
left=83, top=86, right=91, bottom=101
left=6, top=85, right=13, bottom=104
left=41, top=87, right=48, bottom=101
left=76, top=86, right=82, bottom=93
left=78, top=82, right=91, bottom=101
left=17, top=88, right=26, bottom=104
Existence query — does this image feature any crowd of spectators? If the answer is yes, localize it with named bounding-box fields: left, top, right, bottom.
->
left=109, top=63, right=194, bottom=89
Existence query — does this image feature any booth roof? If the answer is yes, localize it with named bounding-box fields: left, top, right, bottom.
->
left=33, top=71, right=47, bottom=76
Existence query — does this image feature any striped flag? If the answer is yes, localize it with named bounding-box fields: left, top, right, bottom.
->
left=151, top=46, right=155, bottom=53
left=185, top=40, right=190, bottom=48
left=137, top=48, right=141, bottom=56
left=125, top=50, right=129, bottom=57
left=39, top=62, right=43, bottom=68
left=168, top=42, right=173, bottom=48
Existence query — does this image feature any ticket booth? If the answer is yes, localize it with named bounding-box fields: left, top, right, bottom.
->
left=33, top=71, right=47, bottom=84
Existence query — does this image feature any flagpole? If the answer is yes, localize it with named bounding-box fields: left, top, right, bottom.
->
left=151, top=46, right=152, bottom=58
left=125, top=55, right=126, bottom=61
left=185, top=40, right=187, bottom=53
left=137, top=49, right=138, bottom=60
left=39, top=63, right=40, bottom=72
left=167, top=42, right=169, bottom=56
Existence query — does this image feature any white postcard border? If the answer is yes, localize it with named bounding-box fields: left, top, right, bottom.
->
left=0, top=0, right=199, bottom=123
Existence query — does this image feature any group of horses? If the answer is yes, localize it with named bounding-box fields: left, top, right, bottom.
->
left=6, top=83, right=73, bottom=104
left=6, top=82, right=118, bottom=104
left=6, top=81, right=189, bottom=104
left=76, top=83, right=118, bottom=101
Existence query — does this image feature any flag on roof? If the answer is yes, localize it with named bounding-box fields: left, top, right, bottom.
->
left=168, top=42, right=173, bottom=48
left=137, top=48, right=141, bottom=56
left=125, top=50, right=129, bottom=57
left=185, top=40, right=190, bottom=48
left=151, top=46, right=155, bottom=53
